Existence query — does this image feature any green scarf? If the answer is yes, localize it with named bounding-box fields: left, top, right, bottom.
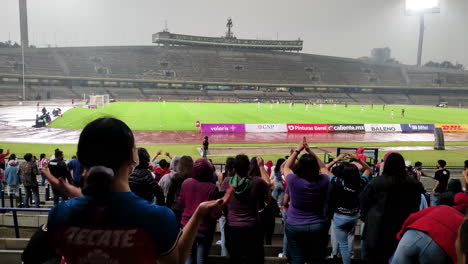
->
left=229, top=175, right=253, bottom=195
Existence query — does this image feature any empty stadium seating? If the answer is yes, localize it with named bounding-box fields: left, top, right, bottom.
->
left=1, top=46, right=467, bottom=105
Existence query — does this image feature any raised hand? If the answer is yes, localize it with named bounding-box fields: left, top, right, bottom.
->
left=296, top=138, right=305, bottom=152
left=257, top=157, right=265, bottom=167
left=197, top=199, right=225, bottom=218
left=336, top=153, right=348, bottom=161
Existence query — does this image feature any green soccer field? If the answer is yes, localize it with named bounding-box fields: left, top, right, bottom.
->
left=48, top=102, right=468, bottom=131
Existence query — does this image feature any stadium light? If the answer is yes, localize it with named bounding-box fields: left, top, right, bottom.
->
left=406, top=0, right=440, bottom=14
left=405, top=0, right=440, bottom=66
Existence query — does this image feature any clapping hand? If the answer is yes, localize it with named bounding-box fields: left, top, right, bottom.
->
left=296, top=137, right=306, bottom=152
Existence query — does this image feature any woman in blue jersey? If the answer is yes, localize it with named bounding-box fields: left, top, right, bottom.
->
left=27, top=118, right=223, bottom=264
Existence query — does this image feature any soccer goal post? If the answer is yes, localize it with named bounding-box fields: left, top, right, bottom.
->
left=88, top=94, right=110, bottom=108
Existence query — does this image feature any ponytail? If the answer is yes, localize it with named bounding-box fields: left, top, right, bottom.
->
left=82, top=166, right=114, bottom=201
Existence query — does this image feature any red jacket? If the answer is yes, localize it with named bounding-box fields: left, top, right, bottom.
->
left=454, top=192, right=468, bottom=212
left=396, top=205, right=463, bottom=263
left=0, top=149, right=10, bottom=164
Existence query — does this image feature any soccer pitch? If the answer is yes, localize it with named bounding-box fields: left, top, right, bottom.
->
left=49, top=102, right=468, bottom=131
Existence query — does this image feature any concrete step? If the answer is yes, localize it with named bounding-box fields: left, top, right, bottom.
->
left=0, top=249, right=21, bottom=264
left=0, top=238, right=29, bottom=250
left=0, top=250, right=290, bottom=264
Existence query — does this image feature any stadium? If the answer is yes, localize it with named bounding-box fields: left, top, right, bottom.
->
left=1, top=0, right=468, bottom=264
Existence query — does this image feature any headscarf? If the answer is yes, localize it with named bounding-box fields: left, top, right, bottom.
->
left=159, top=156, right=182, bottom=197
left=356, top=147, right=366, bottom=162
left=192, top=158, right=214, bottom=182
left=453, top=192, right=468, bottom=212
left=265, top=160, right=273, bottom=176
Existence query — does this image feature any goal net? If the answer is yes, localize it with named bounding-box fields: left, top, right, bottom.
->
left=88, top=94, right=110, bottom=108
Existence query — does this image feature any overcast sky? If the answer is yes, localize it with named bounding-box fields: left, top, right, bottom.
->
left=1, top=0, right=467, bottom=66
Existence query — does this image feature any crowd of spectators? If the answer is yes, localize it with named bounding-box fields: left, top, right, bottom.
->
left=0, top=118, right=468, bottom=264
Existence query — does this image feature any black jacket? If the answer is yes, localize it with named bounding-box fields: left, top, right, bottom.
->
left=129, top=168, right=165, bottom=206
left=360, top=175, right=424, bottom=263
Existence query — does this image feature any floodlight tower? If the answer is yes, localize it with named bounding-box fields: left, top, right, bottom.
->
left=405, top=0, right=440, bottom=66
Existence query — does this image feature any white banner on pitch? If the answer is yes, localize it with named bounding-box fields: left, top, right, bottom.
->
left=364, top=124, right=402, bottom=133
left=245, top=124, right=288, bottom=133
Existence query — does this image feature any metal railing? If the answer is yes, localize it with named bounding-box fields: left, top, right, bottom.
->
left=0, top=184, right=51, bottom=208
left=0, top=207, right=50, bottom=238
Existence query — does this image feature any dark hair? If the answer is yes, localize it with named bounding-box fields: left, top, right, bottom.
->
left=448, top=179, right=463, bottom=194
left=438, top=160, right=447, bottom=168
left=249, top=157, right=260, bottom=177
left=293, top=154, right=320, bottom=182
left=54, top=149, right=64, bottom=159
left=208, top=158, right=216, bottom=171
left=24, top=153, right=33, bottom=162
left=159, top=159, right=169, bottom=169
left=82, top=166, right=114, bottom=201
left=223, top=157, right=236, bottom=179
left=275, top=158, right=285, bottom=173
left=136, top=148, right=150, bottom=169
left=335, top=162, right=361, bottom=190
left=438, top=192, right=455, bottom=206
left=0, top=149, right=3, bottom=153
left=178, top=156, right=194, bottom=180
left=72, top=155, right=77, bottom=159
left=40, top=153, right=46, bottom=160
left=382, top=153, right=410, bottom=185
left=464, top=160, right=468, bottom=169
left=78, top=118, right=135, bottom=200
left=234, top=154, right=250, bottom=178
left=331, top=163, right=343, bottom=176
left=8, top=154, right=16, bottom=161
left=204, top=136, right=208, bottom=139
left=415, top=161, right=422, bottom=167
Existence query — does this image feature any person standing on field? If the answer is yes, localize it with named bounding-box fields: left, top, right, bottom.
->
left=202, top=136, right=209, bottom=158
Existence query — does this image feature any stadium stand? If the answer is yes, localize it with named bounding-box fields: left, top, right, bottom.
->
left=0, top=46, right=467, bottom=105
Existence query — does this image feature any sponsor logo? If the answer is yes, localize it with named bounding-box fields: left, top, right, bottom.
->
left=201, top=124, right=245, bottom=133
left=435, top=124, right=468, bottom=132
left=364, top=124, right=402, bottom=133
left=401, top=124, right=434, bottom=132
left=287, top=124, right=328, bottom=133
left=245, top=124, right=287, bottom=133
left=371, top=127, right=396, bottom=132
left=328, top=124, right=365, bottom=132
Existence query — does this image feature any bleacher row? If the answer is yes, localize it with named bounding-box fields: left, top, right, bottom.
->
left=0, top=46, right=467, bottom=87
left=2, top=84, right=468, bottom=107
